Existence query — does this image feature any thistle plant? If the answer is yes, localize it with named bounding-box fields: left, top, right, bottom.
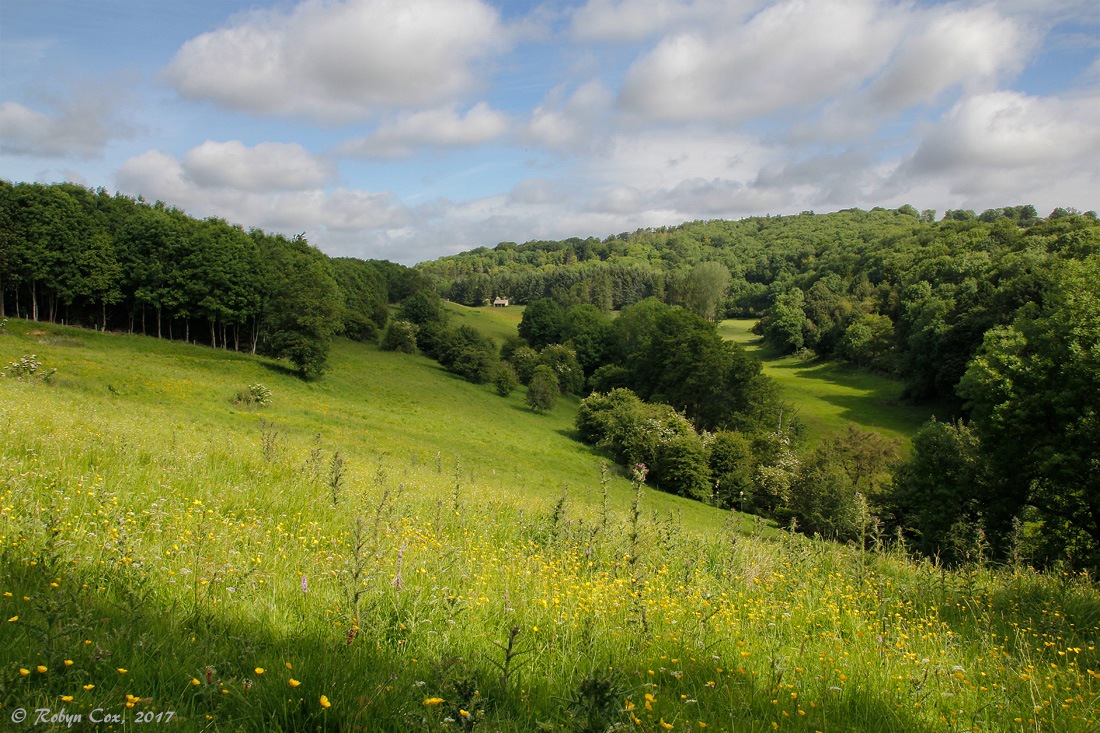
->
left=328, top=450, right=346, bottom=506
left=259, top=419, right=279, bottom=461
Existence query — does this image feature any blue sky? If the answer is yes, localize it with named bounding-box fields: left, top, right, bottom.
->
left=2, top=0, right=1098, bottom=264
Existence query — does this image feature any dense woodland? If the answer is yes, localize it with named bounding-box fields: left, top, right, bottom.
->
left=3, top=180, right=1099, bottom=571
left=0, top=181, right=425, bottom=376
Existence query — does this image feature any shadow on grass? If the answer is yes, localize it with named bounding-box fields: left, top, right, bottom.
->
left=2, top=550, right=948, bottom=733
left=258, top=360, right=301, bottom=378
left=811, top=392, right=942, bottom=435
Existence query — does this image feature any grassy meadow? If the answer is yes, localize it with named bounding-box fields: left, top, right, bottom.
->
left=441, top=303, right=526, bottom=349
left=718, top=320, right=951, bottom=451
left=1, top=317, right=1098, bottom=731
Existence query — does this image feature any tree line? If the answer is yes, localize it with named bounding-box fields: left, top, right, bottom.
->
left=0, top=181, right=426, bottom=376
left=420, top=206, right=1099, bottom=403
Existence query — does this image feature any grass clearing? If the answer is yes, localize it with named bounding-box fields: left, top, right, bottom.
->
left=1, top=318, right=1097, bottom=731
left=442, top=303, right=526, bottom=348
left=719, top=319, right=951, bottom=449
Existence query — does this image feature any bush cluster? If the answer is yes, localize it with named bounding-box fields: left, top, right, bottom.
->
left=1, top=353, right=56, bottom=383
left=577, top=389, right=717, bottom=501
left=234, top=383, right=273, bottom=408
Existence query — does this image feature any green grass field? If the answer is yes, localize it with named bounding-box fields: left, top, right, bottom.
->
left=442, top=303, right=526, bottom=348
left=2, top=318, right=1097, bottom=732
left=719, top=319, right=950, bottom=450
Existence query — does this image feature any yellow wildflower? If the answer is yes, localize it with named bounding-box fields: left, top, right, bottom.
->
left=320, top=695, right=331, bottom=708
left=423, top=697, right=444, bottom=706
left=288, top=678, right=301, bottom=687
left=255, top=667, right=265, bottom=675
left=37, top=665, right=48, bottom=673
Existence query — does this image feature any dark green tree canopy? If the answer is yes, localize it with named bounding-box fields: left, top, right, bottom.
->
left=958, top=256, right=1100, bottom=564
left=517, top=298, right=565, bottom=350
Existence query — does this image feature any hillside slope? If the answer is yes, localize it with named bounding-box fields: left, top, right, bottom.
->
left=1, top=320, right=1097, bottom=732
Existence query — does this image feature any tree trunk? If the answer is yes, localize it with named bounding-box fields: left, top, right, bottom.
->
left=31, top=280, right=38, bottom=321
left=156, top=306, right=162, bottom=339
left=0, top=271, right=5, bottom=318
left=210, top=320, right=216, bottom=349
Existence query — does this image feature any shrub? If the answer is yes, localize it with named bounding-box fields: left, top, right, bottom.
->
left=577, top=388, right=712, bottom=498
left=381, top=320, right=419, bottom=354
left=708, top=430, right=756, bottom=509
left=650, top=432, right=713, bottom=501
left=449, top=344, right=497, bottom=384
left=438, top=325, right=497, bottom=384
left=788, top=448, right=861, bottom=541
left=234, top=383, right=273, bottom=408
left=587, top=364, right=631, bottom=393
left=1, top=354, right=56, bottom=383
left=526, top=365, right=559, bottom=413
left=494, top=361, right=519, bottom=397
left=341, top=311, right=379, bottom=342
left=576, top=388, right=645, bottom=448
left=509, top=346, right=540, bottom=385
left=537, top=344, right=584, bottom=395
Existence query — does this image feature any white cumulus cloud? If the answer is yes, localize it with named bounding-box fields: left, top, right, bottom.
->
left=115, top=147, right=414, bottom=258
left=891, top=91, right=1100, bottom=206
left=339, top=103, right=511, bottom=158
left=0, top=96, right=119, bottom=158
left=182, top=141, right=337, bottom=191
left=570, top=0, right=760, bottom=43
left=865, top=4, right=1031, bottom=113
left=165, top=0, right=510, bottom=122
left=520, top=81, right=614, bottom=154
left=618, top=0, right=902, bottom=124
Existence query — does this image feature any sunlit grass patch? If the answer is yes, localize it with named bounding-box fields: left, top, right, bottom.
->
left=719, top=319, right=948, bottom=449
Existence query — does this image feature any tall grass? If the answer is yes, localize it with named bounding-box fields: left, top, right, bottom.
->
left=1, top=320, right=1097, bottom=731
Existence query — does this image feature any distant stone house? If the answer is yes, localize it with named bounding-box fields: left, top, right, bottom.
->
left=492, top=297, right=510, bottom=307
